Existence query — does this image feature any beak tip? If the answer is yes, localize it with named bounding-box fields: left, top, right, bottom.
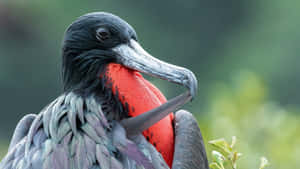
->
left=185, top=70, right=198, bottom=100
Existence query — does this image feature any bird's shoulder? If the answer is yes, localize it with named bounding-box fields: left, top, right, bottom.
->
left=0, top=92, right=113, bottom=169
left=1, top=92, right=168, bottom=169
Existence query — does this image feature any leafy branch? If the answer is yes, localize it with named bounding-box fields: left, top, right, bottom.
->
left=208, top=136, right=269, bottom=169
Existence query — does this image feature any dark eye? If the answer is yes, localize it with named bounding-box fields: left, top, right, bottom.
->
left=96, top=28, right=111, bottom=41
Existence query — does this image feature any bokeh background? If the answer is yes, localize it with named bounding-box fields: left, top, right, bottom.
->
left=0, top=0, right=299, bottom=168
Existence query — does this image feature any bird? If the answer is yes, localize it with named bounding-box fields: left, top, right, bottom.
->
left=0, top=12, right=209, bottom=169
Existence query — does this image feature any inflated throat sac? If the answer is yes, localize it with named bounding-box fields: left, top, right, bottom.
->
left=103, top=63, right=174, bottom=167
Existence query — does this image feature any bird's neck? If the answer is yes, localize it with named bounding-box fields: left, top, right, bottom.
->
left=63, top=71, right=128, bottom=122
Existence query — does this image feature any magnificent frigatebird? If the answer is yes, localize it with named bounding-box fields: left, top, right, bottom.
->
left=0, top=12, right=208, bottom=169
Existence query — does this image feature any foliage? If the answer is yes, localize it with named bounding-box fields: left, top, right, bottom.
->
left=197, top=71, right=300, bottom=169
left=208, top=136, right=269, bottom=169
left=209, top=136, right=242, bottom=169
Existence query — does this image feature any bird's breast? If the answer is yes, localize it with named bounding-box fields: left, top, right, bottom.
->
left=103, top=63, right=174, bottom=167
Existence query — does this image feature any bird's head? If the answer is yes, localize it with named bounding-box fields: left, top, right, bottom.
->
left=62, top=12, right=197, bottom=98
left=62, top=12, right=136, bottom=92
left=62, top=12, right=198, bottom=167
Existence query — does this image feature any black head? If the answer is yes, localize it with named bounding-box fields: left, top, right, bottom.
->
left=62, top=12, right=137, bottom=92
left=62, top=12, right=197, bottom=99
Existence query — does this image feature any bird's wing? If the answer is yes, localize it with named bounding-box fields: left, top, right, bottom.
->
left=8, top=114, right=36, bottom=151
left=172, top=110, right=209, bottom=169
left=1, top=93, right=171, bottom=169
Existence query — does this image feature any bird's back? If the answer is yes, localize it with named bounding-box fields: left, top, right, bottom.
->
left=0, top=92, right=169, bottom=169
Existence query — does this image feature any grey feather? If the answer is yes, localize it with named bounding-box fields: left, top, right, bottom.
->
left=96, top=144, right=110, bottom=169
left=72, top=95, right=85, bottom=124
left=56, top=121, right=71, bottom=142
left=44, top=144, right=69, bottom=169
left=15, top=159, right=25, bottom=169
left=83, top=135, right=96, bottom=165
left=111, top=157, right=124, bottom=169
left=1, top=92, right=180, bottom=169
left=49, top=107, right=64, bottom=142
left=64, top=92, right=73, bottom=105
left=43, top=97, right=61, bottom=137
left=25, top=113, right=43, bottom=159
left=75, top=133, right=87, bottom=169
left=12, top=155, right=22, bottom=169
left=69, top=157, right=75, bottom=169
left=50, top=108, right=68, bottom=142
left=14, top=140, right=26, bottom=159
left=90, top=165, right=101, bottom=169
left=9, top=114, right=36, bottom=151
left=30, top=149, right=43, bottom=169
left=112, top=124, right=154, bottom=169
left=62, top=132, right=72, bottom=146
left=53, top=145, right=69, bottom=169
left=81, top=123, right=102, bottom=144
left=42, top=103, right=52, bottom=133
left=86, top=97, right=109, bottom=128
left=67, top=107, right=77, bottom=135
left=32, top=130, right=47, bottom=147
left=43, top=139, right=53, bottom=158
left=85, top=113, right=106, bottom=139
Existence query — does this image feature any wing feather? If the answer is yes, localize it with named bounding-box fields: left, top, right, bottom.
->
left=1, top=93, right=175, bottom=169
left=8, top=114, right=36, bottom=151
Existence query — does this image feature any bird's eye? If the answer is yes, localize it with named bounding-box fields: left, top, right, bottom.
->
left=96, top=28, right=111, bottom=41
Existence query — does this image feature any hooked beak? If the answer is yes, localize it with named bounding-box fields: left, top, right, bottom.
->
left=112, top=39, right=198, bottom=136
left=113, top=39, right=197, bottom=98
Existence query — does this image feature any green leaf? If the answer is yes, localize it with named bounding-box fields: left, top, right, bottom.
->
left=230, top=136, right=237, bottom=148
left=230, top=151, right=242, bottom=169
left=209, top=138, right=233, bottom=155
left=211, top=150, right=226, bottom=169
left=209, top=162, right=223, bottom=169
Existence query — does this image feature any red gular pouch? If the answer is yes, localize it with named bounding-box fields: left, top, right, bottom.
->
left=103, top=63, right=174, bottom=167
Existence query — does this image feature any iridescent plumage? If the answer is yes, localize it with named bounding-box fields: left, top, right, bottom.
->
left=1, top=93, right=169, bottom=169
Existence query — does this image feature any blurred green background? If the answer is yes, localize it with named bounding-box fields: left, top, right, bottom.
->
left=0, top=0, right=299, bottom=168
